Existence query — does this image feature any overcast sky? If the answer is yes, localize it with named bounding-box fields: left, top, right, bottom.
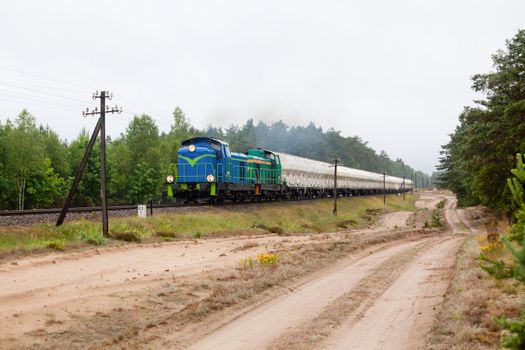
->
left=1, top=1, right=524, bottom=174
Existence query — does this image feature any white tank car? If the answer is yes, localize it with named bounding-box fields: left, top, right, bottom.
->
left=275, top=152, right=413, bottom=191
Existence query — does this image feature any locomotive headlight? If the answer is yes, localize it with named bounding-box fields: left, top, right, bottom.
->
left=166, top=175, right=174, bottom=183
left=188, top=144, right=196, bottom=152
left=207, top=174, right=214, bottom=182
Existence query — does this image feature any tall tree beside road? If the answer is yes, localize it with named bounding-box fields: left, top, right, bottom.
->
left=159, top=106, right=197, bottom=183
left=124, top=114, right=161, bottom=203
left=3, top=110, right=48, bottom=209
left=66, top=130, right=104, bottom=207
left=438, top=29, right=525, bottom=210
left=0, top=121, right=12, bottom=208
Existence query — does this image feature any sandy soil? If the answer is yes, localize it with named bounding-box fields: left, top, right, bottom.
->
left=324, top=236, right=463, bottom=350
left=187, top=239, right=427, bottom=350
left=0, top=234, right=320, bottom=344
left=0, top=192, right=473, bottom=349
left=380, top=211, right=412, bottom=228
left=184, top=192, right=473, bottom=350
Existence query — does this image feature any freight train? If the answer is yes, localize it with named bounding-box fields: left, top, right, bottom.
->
left=164, top=137, right=413, bottom=203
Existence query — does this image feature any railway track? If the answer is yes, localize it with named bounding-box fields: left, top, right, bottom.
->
left=0, top=193, right=410, bottom=226
left=0, top=202, right=213, bottom=226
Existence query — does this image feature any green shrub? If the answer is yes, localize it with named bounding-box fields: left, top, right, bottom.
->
left=431, top=209, right=443, bottom=227
left=111, top=232, right=142, bottom=242
left=495, top=311, right=525, bottom=349
left=482, top=154, right=525, bottom=348
left=45, top=240, right=65, bottom=251
left=79, top=231, right=105, bottom=245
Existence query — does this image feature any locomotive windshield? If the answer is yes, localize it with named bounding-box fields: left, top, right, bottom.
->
left=210, top=143, right=221, bottom=151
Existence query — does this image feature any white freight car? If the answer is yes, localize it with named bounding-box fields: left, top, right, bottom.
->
left=276, top=152, right=412, bottom=196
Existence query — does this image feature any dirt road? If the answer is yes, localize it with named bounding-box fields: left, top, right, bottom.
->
left=0, top=192, right=471, bottom=349
left=187, top=192, right=467, bottom=350
left=0, top=234, right=320, bottom=345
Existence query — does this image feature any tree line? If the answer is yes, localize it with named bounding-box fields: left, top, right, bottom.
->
left=438, top=29, right=525, bottom=212
left=0, top=107, right=429, bottom=210
left=438, top=29, right=525, bottom=349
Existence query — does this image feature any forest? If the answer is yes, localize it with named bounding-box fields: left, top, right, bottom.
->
left=437, top=29, right=525, bottom=348
left=0, top=107, right=429, bottom=210
left=438, top=29, right=525, bottom=212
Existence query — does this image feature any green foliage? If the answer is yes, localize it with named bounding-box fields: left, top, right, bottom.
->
left=123, top=114, right=162, bottom=203
left=480, top=152, right=525, bottom=348
left=111, top=232, right=142, bottom=242
left=424, top=209, right=443, bottom=228
left=431, top=210, right=443, bottom=227
left=25, top=159, right=65, bottom=208
left=0, top=103, right=427, bottom=209
left=79, top=227, right=106, bottom=245
left=0, top=110, right=66, bottom=209
left=494, top=311, right=525, bottom=349
left=479, top=252, right=516, bottom=280
left=66, top=130, right=103, bottom=206
left=438, top=30, right=525, bottom=211
left=45, top=240, right=66, bottom=251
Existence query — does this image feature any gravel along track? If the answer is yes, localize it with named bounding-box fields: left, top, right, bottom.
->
left=0, top=205, right=210, bottom=226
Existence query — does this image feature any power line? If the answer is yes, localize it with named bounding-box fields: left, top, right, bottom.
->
left=0, top=97, right=83, bottom=113
left=0, top=66, right=96, bottom=90
left=0, top=80, right=91, bottom=94
left=0, top=81, right=91, bottom=104
left=115, top=93, right=174, bottom=118
left=0, top=66, right=178, bottom=130
left=0, top=90, right=85, bottom=109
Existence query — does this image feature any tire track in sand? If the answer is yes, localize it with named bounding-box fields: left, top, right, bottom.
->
left=185, top=237, right=436, bottom=350
left=322, top=235, right=463, bottom=350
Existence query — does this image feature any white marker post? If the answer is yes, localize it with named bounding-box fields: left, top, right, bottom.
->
left=137, top=204, right=147, bottom=218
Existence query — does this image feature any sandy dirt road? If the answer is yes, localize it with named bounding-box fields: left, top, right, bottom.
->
left=185, top=192, right=471, bottom=350
left=0, top=234, right=326, bottom=344
left=187, top=238, right=429, bottom=350
left=0, top=192, right=469, bottom=349
left=324, top=236, right=463, bottom=350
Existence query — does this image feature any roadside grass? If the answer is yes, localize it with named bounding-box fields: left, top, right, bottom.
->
left=428, top=237, right=525, bottom=349
left=424, top=209, right=443, bottom=228
left=0, top=194, right=415, bottom=254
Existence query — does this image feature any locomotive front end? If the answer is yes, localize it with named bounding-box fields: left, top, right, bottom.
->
left=165, top=137, right=220, bottom=203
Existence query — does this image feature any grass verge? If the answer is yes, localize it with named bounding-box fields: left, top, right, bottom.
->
left=427, top=236, right=525, bottom=349
left=0, top=194, right=415, bottom=255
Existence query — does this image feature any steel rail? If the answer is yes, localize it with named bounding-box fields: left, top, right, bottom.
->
left=0, top=191, right=412, bottom=217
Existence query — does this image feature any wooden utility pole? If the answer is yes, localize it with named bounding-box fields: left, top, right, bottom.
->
left=403, top=176, right=406, bottom=200
left=56, top=118, right=102, bottom=226
left=56, top=90, right=121, bottom=237
left=330, top=159, right=341, bottom=216
left=383, top=172, right=386, bottom=204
